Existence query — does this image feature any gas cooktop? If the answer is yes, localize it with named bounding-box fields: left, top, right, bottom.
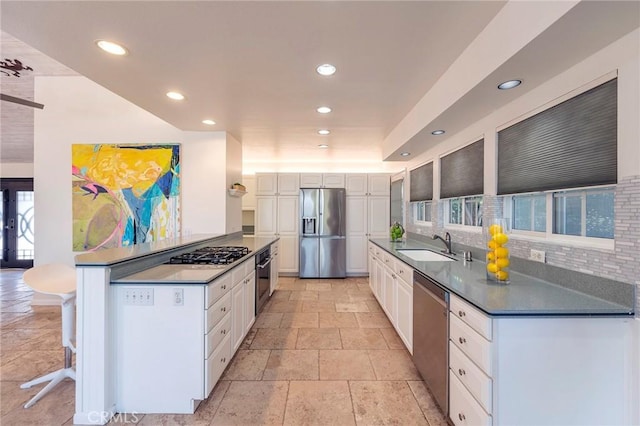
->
left=168, top=246, right=250, bottom=265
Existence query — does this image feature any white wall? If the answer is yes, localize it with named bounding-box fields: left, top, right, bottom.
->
left=34, top=76, right=233, bottom=268
left=0, top=163, right=34, bottom=177
left=225, top=133, right=243, bottom=235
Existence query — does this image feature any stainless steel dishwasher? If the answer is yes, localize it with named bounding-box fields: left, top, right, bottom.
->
left=413, top=270, right=449, bottom=415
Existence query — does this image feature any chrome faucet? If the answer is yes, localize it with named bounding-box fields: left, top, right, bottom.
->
left=432, top=232, right=453, bottom=255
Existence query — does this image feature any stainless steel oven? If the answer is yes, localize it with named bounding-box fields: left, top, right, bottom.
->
left=413, top=270, right=449, bottom=415
left=255, top=247, right=272, bottom=314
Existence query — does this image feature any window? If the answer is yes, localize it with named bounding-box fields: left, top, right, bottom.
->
left=413, top=201, right=432, bottom=223
left=504, top=186, right=614, bottom=241
left=554, top=188, right=614, bottom=239
left=409, top=162, right=433, bottom=224
left=390, top=179, right=404, bottom=226
left=447, top=196, right=482, bottom=227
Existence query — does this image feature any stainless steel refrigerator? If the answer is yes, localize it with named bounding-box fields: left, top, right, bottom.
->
left=299, top=188, right=346, bottom=278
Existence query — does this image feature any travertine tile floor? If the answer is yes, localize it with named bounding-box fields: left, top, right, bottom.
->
left=0, top=270, right=448, bottom=425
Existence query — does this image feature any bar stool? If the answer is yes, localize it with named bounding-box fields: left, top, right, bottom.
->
left=20, top=263, right=77, bottom=408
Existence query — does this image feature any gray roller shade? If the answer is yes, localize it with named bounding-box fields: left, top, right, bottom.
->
left=409, top=162, right=433, bottom=202
left=498, top=78, right=617, bottom=195
left=440, top=139, right=484, bottom=199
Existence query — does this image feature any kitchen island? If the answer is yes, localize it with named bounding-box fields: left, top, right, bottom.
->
left=73, top=233, right=278, bottom=425
left=369, top=237, right=636, bottom=426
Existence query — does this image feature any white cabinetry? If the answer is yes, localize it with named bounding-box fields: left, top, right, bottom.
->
left=270, top=241, right=280, bottom=295
left=448, top=293, right=633, bottom=426
left=255, top=173, right=300, bottom=274
left=300, top=173, right=345, bottom=188
left=231, top=260, right=256, bottom=353
left=346, top=189, right=390, bottom=274
left=367, top=242, right=413, bottom=354
left=346, top=174, right=390, bottom=196
left=255, top=173, right=299, bottom=196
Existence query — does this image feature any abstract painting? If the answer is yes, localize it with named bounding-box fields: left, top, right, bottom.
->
left=72, top=144, right=180, bottom=251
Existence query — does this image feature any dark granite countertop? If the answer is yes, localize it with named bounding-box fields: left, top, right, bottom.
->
left=370, top=238, right=634, bottom=317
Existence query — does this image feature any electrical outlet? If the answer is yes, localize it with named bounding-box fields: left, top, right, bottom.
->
left=173, top=288, right=184, bottom=306
left=123, top=288, right=154, bottom=306
left=530, top=249, right=546, bottom=263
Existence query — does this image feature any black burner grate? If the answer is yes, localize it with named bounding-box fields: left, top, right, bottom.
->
left=168, top=246, right=250, bottom=265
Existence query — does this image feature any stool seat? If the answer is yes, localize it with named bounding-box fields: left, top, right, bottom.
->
left=20, top=263, right=77, bottom=409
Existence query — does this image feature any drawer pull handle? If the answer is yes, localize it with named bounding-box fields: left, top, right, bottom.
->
left=458, top=368, right=465, bottom=376
left=458, top=337, right=466, bottom=344
left=458, top=310, right=466, bottom=317
left=221, top=307, right=226, bottom=312
left=458, top=413, right=466, bottom=421
left=221, top=329, right=226, bottom=335
left=221, top=357, right=226, bottom=363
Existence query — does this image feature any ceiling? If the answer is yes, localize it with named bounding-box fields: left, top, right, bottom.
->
left=1, top=1, right=638, bottom=170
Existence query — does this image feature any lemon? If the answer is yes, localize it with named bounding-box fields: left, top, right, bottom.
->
left=496, top=258, right=510, bottom=268
left=495, top=270, right=509, bottom=281
left=493, top=233, right=509, bottom=245
left=489, top=224, right=503, bottom=236
left=486, top=252, right=495, bottom=261
left=486, top=262, right=498, bottom=273
left=487, top=240, right=498, bottom=250
left=495, top=247, right=509, bottom=258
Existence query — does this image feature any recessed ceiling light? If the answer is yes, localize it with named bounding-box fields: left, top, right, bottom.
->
left=316, top=106, right=332, bottom=114
left=318, top=144, right=329, bottom=149
left=95, top=40, right=128, bottom=56
left=318, top=129, right=330, bottom=135
left=202, top=119, right=216, bottom=125
left=166, top=91, right=185, bottom=101
left=431, top=130, right=445, bottom=135
left=400, top=152, right=411, bottom=157
left=316, top=64, right=336, bottom=76
left=498, top=79, right=522, bottom=90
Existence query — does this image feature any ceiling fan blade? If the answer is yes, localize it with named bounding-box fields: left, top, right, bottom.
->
left=0, top=93, right=44, bottom=109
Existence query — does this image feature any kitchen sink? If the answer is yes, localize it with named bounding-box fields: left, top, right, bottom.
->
left=396, top=249, right=456, bottom=262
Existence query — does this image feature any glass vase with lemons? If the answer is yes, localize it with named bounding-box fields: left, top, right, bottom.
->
left=485, top=219, right=510, bottom=283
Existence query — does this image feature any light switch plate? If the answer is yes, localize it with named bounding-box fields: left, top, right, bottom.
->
left=530, top=249, right=546, bottom=263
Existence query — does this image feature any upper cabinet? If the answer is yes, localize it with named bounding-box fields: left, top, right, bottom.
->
left=346, top=174, right=390, bottom=196
left=255, top=173, right=300, bottom=196
left=300, top=173, right=345, bottom=188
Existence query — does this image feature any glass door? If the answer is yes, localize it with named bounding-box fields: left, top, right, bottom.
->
left=1, top=178, right=34, bottom=269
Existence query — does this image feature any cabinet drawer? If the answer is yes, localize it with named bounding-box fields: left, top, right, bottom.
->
left=231, top=261, right=249, bottom=287
left=449, top=372, right=492, bottom=426
left=450, top=315, right=493, bottom=376
left=394, top=259, right=412, bottom=282
left=205, top=291, right=231, bottom=333
left=206, top=273, right=232, bottom=308
left=206, top=311, right=231, bottom=358
left=381, top=252, right=394, bottom=271
left=450, top=342, right=492, bottom=413
left=204, top=333, right=231, bottom=397
left=451, top=294, right=492, bottom=341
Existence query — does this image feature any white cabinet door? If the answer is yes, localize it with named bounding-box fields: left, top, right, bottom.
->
left=244, top=271, right=256, bottom=334
left=255, top=196, right=277, bottom=235
left=368, top=252, right=376, bottom=292
left=368, top=196, right=390, bottom=237
left=277, top=196, right=299, bottom=235
left=368, top=175, right=390, bottom=196
left=270, top=241, right=279, bottom=295
left=300, top=173, right=322, bottom=188
left=256, top=173, right=277, bottom=195
left=345, top=174, right=368, bottom=195
left=277, top=174, right=300, bottom=195
left=231, top=283, right=245, bottom=352
left=383, top=267, right=396, bottom=322
left=395, top=275, right=413, bottom=353
left=323, top=173, right=345, bottom=188
left=347, top=234, right=368, bottom=274
left=278, top=235, right=299, bottom=273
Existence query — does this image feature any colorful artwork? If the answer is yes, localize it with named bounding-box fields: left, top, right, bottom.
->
left=72, top=144, right=180, bottom=251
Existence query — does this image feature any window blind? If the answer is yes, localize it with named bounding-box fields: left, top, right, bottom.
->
left=440, top=139, right=484, bottom=199
left=497, top=78, right=617, bottom=195
left=390, top=179, right=404, bottom=225
left=409, top=162, right=433, bottom=202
